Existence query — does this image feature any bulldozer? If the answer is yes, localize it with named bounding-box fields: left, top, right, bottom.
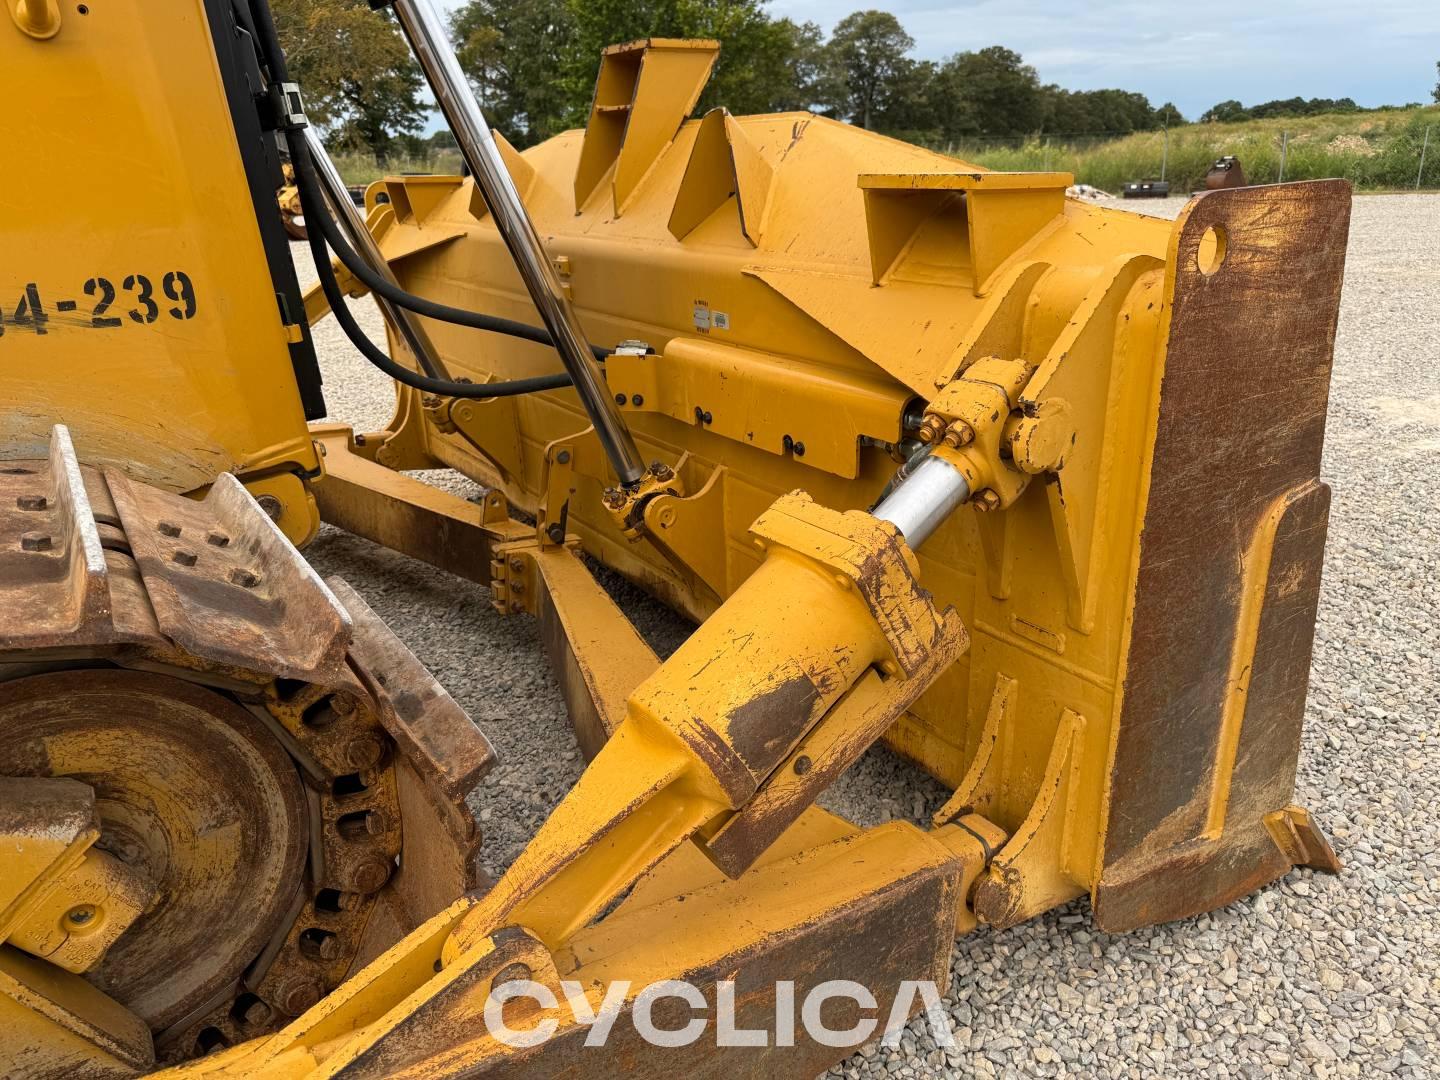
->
left=1, top=0, right=1351, bottom=1075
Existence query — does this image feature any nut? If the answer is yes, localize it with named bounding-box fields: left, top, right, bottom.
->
left=973, top=489, right=1002, bottom=513
left=942, top=420, right=975, bottom=448
left=915, top=415, right=947, bottom=445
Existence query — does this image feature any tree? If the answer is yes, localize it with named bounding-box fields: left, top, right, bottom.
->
left=1201, top=99, right=1250, bottom=123
left=451, top=0, right=577, bottom=146
left=772, top=19, right=835, bottom=112
left=826, top=10, right=915, bottom=130
left=563, top=0, right=815, bottom=122
left=272, top=0, right=428, bottom=160
left=1431, top=61, right=1438, bottom=102
left=936, top=46, right=1043, bottom=138
left=1155, top=102, right=1186, bottom=127
left=739, top=17, right=833, bottom=113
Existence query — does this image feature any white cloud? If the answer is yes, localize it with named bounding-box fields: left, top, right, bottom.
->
left=769, top=0, right=1440, bottom=117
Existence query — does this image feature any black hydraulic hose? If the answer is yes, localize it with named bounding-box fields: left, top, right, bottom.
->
left=295, top=147, right=607, bottom=362
left=243, top=0, right=601, bottom=396
left=301, top=188, right=574, bottom=398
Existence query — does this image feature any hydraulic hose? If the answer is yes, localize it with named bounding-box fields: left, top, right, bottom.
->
left=295, top=148, right=609, bottom=362
left=300, top=186, right=574, bottom=398
left=243, top=0, right=599, bottom=398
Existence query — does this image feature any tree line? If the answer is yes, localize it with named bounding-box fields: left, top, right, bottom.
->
left=447, top=3, right=1188, bottom=148
left=270, top=0, right=1440, bottom=161
left=273, top=0, right=1188, bottom=158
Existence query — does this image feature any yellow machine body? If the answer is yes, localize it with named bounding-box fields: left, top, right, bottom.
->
left=1, top=17, right=1350, bottom=1080
left=0, top=0, right=325, bottom=546
left=326, top=39, right=1346, bottom=934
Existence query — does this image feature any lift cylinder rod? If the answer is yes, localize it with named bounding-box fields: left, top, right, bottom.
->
left=390, top=0, right=648, bottom=486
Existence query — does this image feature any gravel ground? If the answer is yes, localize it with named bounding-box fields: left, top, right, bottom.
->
left=291, top=192, right=1439, bottom=1078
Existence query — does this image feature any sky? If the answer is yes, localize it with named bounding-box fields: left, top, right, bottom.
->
left=433, top=0, right=1439, bottom=123
left=764, top=0, right=1440, bottom=120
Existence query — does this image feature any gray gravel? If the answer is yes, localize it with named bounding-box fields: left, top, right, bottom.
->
left=290, top=192, right=1440, bottom=1077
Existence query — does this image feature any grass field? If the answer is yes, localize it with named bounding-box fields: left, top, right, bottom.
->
left=331, top=148, right=463, bottom=186
left=949, top=106, right=1440, bottom=192
left=332, top=105, right=1440, bottom=194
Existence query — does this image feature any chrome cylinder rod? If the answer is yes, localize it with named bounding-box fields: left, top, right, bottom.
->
left=871, top=453, right=972, bottom=549
left=303, top=127, right=451, bottom=380
left=391, top=0, right=647, bottom=485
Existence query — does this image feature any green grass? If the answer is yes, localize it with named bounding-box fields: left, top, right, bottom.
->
left=944, top=106, right=1440, bottom=193
left=331, top=148, right=463, bottom=186
left=331, top=106, right=1440, bottom=194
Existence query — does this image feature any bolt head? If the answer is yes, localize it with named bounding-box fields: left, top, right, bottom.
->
left=344, top=732, right=387, bottom=771
left=276, top=977, right=323, bottom=1016
left=352, top=856, right=392, bottom=893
